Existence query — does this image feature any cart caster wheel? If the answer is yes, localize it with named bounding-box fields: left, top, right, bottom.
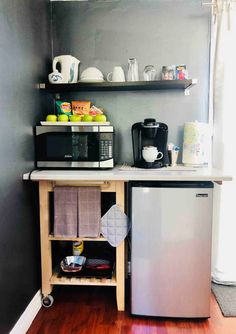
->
left=42, top=295, right=54, bottom=308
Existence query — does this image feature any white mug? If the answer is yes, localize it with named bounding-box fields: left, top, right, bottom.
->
left=107, top=66, right=125, bottom=82
left=142, top=146, right=163, bottom=163
left=143, top=145, right=158, bottom=151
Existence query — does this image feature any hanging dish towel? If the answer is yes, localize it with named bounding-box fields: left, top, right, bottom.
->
left=101, top=204, right=130, bottom=247
left=78, top=187, right=101, bottom=237
left=54, top=187, right=78, bottom=237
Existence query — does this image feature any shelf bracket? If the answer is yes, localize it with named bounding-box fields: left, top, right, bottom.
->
left=38, top=83, right=45, bottom=89
left=184, top=78, right=198, bottom=96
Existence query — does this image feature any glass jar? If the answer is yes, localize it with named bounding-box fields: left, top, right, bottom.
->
left=162, top=65, right=176, bottom=80
left=143, top=65, right=157, bottom=81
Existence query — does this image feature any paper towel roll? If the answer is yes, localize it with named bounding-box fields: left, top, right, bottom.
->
left=182, top=121, right=210, bottom=166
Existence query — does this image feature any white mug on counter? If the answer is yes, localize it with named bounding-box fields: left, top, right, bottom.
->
left=107, top=66, right=125, bottom=82
left=142, top=146, right=163, bottom=163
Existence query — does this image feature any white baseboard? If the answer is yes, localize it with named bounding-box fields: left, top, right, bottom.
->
left=10, top=290, right=42, bottom=334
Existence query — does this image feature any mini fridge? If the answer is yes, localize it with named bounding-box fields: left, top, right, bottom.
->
left=129, top=181, right=213, bottom=318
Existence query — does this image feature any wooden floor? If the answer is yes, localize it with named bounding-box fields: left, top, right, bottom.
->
left=27, top=284, right=236, bottom=334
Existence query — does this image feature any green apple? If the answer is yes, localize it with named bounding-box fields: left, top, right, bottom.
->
left=94, top=114, right=107, bottom=122
left=70, top=115, right=82, bottom=122
left=58, top=114, right=69, bottom=122
left=46, top=114, right=57, bottom=122
left=82, top=114, right=93, bottom=122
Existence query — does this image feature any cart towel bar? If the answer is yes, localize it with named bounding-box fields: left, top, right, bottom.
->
left=53, top=181, right=111, bottom=187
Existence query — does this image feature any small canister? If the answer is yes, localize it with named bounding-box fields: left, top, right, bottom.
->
left=162, top=66, right=176, bottom=80
left=175, top=65, right=188, bottom=80
left=72, top=241, right=84, bottom=256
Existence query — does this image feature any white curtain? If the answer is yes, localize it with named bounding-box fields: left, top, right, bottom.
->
left=211, top=1, right=236, bottom=284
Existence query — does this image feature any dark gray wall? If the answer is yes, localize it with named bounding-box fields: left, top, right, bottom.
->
left=0, top=2, right=210, bottom=330
left=52, top=0, right=211, bottom=164
left=0, top=1, right=51, bottom=333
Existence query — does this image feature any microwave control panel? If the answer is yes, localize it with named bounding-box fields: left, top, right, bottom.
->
left=99, top=133, right=113, bottom=160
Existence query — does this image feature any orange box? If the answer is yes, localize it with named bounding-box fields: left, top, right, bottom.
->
left=72, top=101, right=91, bottom=115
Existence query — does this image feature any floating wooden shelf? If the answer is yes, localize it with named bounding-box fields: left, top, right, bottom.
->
left=39, top=79, right=197, bottom=93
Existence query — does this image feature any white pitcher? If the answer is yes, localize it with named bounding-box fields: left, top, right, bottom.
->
left=107, top=66, right=125, bottom=82
left=52, top=55, right=80, bottom=83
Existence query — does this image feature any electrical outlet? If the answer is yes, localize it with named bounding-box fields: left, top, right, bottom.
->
left=128, top=261, right=131, bottom=274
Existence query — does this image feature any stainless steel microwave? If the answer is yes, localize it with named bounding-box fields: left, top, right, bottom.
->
left=34, top=125, right=114, bottom=169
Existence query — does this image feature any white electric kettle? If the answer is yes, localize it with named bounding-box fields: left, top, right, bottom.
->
left=52, top=55, right=80, bottom=83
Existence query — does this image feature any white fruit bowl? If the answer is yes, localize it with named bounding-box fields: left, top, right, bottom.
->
left=40, top=121, right=110, bottom=126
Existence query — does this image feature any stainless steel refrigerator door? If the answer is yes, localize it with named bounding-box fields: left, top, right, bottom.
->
left=131, top=186, right=213, bottom=318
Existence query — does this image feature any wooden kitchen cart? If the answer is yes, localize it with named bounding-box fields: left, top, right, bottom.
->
left=39, top=179, right=125, bottom=311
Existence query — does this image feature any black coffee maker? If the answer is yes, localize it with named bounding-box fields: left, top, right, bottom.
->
left=132, top=118, right=168, bottom=168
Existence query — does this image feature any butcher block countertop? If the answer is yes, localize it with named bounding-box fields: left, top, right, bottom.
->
left=23, top=165, right=232, bottom=182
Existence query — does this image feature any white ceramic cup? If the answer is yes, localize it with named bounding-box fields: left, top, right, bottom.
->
left=107, top=66, right=125, bottom=82
left=142, top=146, right=163, bottom=163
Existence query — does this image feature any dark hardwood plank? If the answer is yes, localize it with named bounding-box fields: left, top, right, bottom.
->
left=27, top=285, right=236, bottom=334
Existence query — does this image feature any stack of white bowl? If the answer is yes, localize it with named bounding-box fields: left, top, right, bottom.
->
left=80, top=67, right=104, bottom=82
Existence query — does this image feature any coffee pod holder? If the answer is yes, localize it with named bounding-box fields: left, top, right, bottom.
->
left=168, top=150, right=179, bottom=167
left=167, top=143, right=180, bottom=167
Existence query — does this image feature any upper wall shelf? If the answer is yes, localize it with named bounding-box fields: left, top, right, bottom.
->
left=38, top=79, right=197, bottom=95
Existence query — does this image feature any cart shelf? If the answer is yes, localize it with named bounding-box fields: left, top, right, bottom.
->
left=50, top=271, right=117, bottom=286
